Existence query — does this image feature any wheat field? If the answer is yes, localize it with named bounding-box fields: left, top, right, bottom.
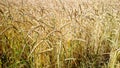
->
left=0, top=0, right=120, bottom=68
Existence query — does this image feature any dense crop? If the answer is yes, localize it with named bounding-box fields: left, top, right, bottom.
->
left=0, top=0, right=120, bottom=68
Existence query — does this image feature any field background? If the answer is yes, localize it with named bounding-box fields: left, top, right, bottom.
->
left=0, top=0, right=120, bottom=68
